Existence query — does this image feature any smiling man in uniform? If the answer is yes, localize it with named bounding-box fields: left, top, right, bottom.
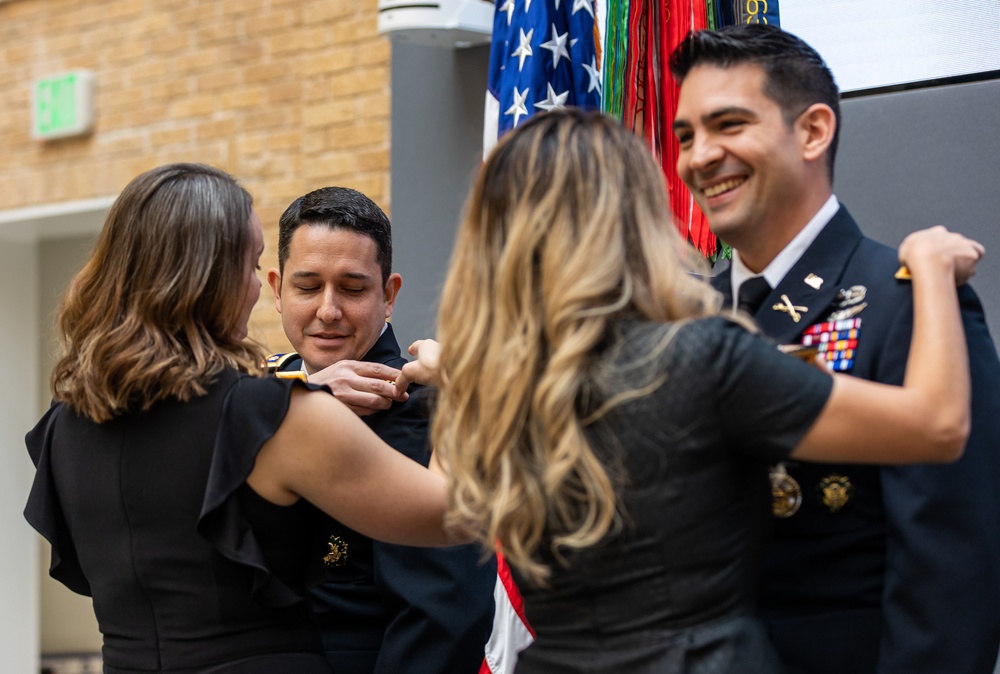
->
left=670, top=24, right=1000, bottom=674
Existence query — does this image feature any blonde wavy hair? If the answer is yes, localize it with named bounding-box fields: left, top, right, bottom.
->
left=434, top=110, right=721, bottom=585
left=51, top=163, right=265, bottom=423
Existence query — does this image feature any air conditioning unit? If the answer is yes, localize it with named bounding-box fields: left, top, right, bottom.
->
left=377, top=0, right=495, bottom=49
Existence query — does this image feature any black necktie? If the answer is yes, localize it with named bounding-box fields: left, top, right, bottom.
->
left=737, top=276, right=771, bottom=315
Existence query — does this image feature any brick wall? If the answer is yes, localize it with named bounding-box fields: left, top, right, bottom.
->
left=0, top=0, right=392, bottom=352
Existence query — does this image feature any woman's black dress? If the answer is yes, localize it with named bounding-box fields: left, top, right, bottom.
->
left=513, top=318, right=834, bottom=674
left=25, top=369, right=333, bottom=673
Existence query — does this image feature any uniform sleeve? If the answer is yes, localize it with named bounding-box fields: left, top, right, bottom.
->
left=707, top=318, right=834, bottom=463
left=198, top=375, right=330, bottom=608
left=369, top=389, right=496, bottom=674
left=877, top=286, right=1000, bottom=673
left=24, top=403, right=92, bottom=597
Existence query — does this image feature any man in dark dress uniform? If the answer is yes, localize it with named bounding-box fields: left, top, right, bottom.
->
left=671, top=25, right=1000, bottom=674
left=265, top=187, right=495, bottom=674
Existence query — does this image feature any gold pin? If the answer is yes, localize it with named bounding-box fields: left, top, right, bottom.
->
left=772, top=294, right=808, bottom=323
left=895, top=265, right=912, bottom=280
left=771, top=463, right=802, bottom=518
left=818, top=474, right=853, bottom=512
left=804, top=273, right=824, bottom=290
left=323, top=535, right=349, bottom=567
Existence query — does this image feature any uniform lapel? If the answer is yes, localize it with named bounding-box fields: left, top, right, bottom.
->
left=711, top=265, right=734, bottom=306
left=755, top=207, right=865, bottom=344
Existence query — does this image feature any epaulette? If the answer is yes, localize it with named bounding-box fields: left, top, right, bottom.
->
left=265, top=352, right=308, bottom=381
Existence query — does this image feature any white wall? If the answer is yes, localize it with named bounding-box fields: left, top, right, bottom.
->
left=0, top=199, right=111, bottom=672
left=0, top=240, right=41, bottom=673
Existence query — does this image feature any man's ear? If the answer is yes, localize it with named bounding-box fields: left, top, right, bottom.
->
left=383, top=273, right=402, bottom=319
left=267, top=268, right=283, bottom=314
left=797, top=102, right=836, bottom=165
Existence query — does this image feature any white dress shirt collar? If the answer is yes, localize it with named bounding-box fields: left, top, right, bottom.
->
left=730, top=195, right=840, bottom=301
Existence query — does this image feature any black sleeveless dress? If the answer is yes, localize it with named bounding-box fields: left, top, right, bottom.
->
left=25, top=369, right=334, bottom=673
left=513, top=318, right=834, bottom=674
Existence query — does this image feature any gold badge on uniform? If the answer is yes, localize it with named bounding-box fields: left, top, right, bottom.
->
left=818, top=474, right=853, bottom=512
left=323, top=535, right=349, bottom=567
left=772, top=294, right=808, bottom=323
left=770, top=463, right=802, bottom=518
left=804, top=273, right=824, bottom=290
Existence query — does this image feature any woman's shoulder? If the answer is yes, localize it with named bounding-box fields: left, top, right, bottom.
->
left=618, top=315, right=752, bottom=362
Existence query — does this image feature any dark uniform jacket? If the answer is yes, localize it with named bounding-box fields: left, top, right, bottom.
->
left=271, top=324, right=496, bottom=674
left=712, top=206, right=1000, bottom=674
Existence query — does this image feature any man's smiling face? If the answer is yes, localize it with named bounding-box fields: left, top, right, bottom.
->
left=674, top=62, right=810, bottom=257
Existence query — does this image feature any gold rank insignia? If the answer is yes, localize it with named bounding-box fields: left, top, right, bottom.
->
left=770, top=463, right=802, bottom=518
left=323, top=535, right=349, bottom=567
left=818, top=474, right=853, bottom=512
left=772, top=294, right=808, bottom=323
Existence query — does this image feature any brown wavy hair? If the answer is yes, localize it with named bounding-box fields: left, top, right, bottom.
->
left=51, top=163, right=265, bottom=423
left=433, top=110, right=721, bottom=584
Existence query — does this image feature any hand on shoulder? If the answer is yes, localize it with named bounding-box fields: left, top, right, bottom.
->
left=900, top=226, right=985, bottom=286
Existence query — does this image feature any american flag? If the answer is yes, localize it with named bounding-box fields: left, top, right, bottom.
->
left=483, top=0, right=603, bottom=156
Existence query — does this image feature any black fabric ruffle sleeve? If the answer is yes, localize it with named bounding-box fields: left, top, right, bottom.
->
left=197, top=374, right=330, bottom=608
left=24, top=402, right=92, bottom=596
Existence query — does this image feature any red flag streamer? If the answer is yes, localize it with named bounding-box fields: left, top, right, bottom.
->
left=606, top=0, right=715, bottom=259
left=659, top=0, right=714, bottom=258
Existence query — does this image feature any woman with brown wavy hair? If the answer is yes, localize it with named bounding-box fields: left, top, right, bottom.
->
left=399, top=109, right=983, bottom=673
left=25, top=163, right=449, bottom=674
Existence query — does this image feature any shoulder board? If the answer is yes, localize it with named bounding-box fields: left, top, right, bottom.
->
left=265, top=352, right=300, bottom=373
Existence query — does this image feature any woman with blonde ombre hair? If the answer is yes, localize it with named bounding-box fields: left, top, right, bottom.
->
left=25, top=163, right=450, bottom=674
left=398, top=109, right=983, bottom=673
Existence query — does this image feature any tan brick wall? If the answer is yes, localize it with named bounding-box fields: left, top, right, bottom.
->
left=0, top=0, right=392, bottom=353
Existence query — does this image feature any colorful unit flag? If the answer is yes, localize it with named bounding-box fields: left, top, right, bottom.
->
left=483, top=0, right=603, bottom=156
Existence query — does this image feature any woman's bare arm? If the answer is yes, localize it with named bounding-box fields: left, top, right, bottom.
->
left=247, top=387, right=457, bottom=547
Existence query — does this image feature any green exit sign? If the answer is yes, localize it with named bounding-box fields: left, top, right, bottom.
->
left=32, top=71, right=96, bottom=140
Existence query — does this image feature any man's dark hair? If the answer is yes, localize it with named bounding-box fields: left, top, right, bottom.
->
left=277, top=186, right=392, bottom=282
left=670, top=24, right=841, bottom=180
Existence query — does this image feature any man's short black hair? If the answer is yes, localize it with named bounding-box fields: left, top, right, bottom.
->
left=277, top=186, right=392, bottom=283
left=670, top=24, right=841, bottom=180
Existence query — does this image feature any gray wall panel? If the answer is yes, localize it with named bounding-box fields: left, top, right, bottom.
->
left=836, top=78, right=1000, bottom=340
left=389, top=43, right=490, bottom=351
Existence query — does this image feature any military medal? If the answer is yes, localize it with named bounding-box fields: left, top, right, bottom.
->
left=818, top=474, right=853, bottom=512
left=323, top=535, right=349, bottom=567
left=770, top=463, right=802, bottom=518
left=801, top=318, right=861, bottom=372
